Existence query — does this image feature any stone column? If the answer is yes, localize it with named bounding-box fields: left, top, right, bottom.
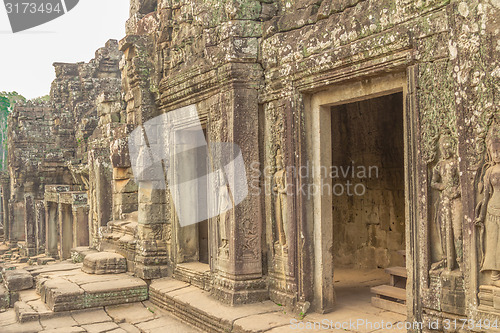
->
left=0, top=182, right=9, bottom=243
left=72, top=205, right=89, bottom=247
left=135, top=180, right=169, bottom=279
left=7, top=200, right=14, bottom=243
left=45, top=202, right=58, bottom=258
left=211, top=73, right=267, bottom=305
left=59, top=203, right=73, bottom=260
left=23, top=194, right=36, bottom=256
left=35, top=200, right=46, bottom=254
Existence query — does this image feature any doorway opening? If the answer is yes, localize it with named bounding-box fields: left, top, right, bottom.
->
left=330, top=92, right=406, bottom=310
left=198, top=219, right=209, bottom=264
left=197, top=128, right=210, bottom=265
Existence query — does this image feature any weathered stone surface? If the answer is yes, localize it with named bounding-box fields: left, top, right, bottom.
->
left=0, top=0, right=498, bottom=329
left=149, top=278, right=283, bottom=332
left=81, top=252, right=127, bottom=274
left=3, top=269, right=33, bottom=291
left=105, top=302, right=155, bottom=324
left=37, top=267, right=147, bottom=312
left=14, top=300, right=39, bottom=323
left=27, top=263, right=82, bottom=277
left=70, top=247, right=98, bottom=264
left=70, top=308, right=112, bottom=325
left=0, top=284, right=9, bottom=309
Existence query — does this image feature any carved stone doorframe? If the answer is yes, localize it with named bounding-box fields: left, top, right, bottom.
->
left=304, top=72, right=412, bottom=314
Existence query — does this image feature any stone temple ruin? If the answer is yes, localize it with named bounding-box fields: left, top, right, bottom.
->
left=0, top=0, right=499, bottom=332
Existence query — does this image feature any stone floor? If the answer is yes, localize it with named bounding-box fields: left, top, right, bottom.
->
left=0, top=300, right=201, bottom=333
left=1, top=254, right=407, bottom=333
left=148, top=268, right=406, bottom=333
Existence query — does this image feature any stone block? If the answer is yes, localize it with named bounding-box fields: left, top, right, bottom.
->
left=138, top=203, right=167, bottom=224
left=3, top=269, right=33, bottom=291
left=113, top=167, right=134, bottom=180
left=0, top=284, right=9, bottom=309
left=82, top=252, right=127, bottom=274
left=71, top=247, right=99, bottom=263
left=14, top=300, right=39, bottom=323
left=39, top=278, right=86, bottom=312
left=37, top=257, right=56, bottom=265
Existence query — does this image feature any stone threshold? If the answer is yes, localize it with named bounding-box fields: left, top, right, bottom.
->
left=149, top=277, right=294, bottom=333
left=172, top=262, right=211, bottom=291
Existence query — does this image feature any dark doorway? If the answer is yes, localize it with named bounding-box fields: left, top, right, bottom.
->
left=330, top=92, right=406, bottom=310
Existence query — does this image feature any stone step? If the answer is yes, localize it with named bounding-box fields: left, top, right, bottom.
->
left=37, top=269, right=147, bottom=312
left=172, top=262, right=211, bottom=291
left=370, top=285, right=406, bottom=301
left=385, top=266, right=407, bottom=279
left=371, top=296, right=406, bottom=315
left=149, top=278, right=289, bottom=333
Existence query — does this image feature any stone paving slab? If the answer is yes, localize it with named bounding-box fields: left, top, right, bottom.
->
left=232, top=312, right=292, bottom=332
left=81, top=321, right=120, bottom=332
left=105, top=301, right=156, bottom=324
left=0, top=301, right=202, bottom=333
left=26, top=263, right=82, bottom=277
left=70, top=307, right=112, bottom=325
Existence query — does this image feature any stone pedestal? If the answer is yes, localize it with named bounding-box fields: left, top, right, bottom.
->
left=428, top=269, right=465, bottom=316
left=479, top=285, right=500, bottom=314
left=82, top=252, right=127, bottom=274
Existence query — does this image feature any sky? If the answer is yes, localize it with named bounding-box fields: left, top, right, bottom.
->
left=0, top=0, right=129, bottom=99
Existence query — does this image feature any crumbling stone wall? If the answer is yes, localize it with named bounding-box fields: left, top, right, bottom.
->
left=6, top=103, right=73, bottom=247
left=3, top=40, right=123, bottom=257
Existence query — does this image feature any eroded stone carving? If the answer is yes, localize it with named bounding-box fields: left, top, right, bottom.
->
left=430, top=133, right=463, bottom=272
left=273, top=148, right=288, bottom=251
left=217, top=183, right=231, bottom=258
left=475, top=125, right=500, bottom=286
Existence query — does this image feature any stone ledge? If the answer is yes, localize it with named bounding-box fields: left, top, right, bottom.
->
left=149, top=277, right=288, bottom=333
left=35, top=267, right=147, bottom=312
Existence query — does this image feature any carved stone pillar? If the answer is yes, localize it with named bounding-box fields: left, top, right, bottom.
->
left=58, top=202, right=73, bottom=260
left=45, top=201, right=58, bottom=258
left=0, top=180, right=10, bottom=243
left=211, top=76, right=267, bottom=305
left=23, top=194, right=36, bottom=256
left=71, top=193, right=89, bottom=248
left=35, top=200, right=45, bottom=254
left=135, top=180, right=169, bottom=279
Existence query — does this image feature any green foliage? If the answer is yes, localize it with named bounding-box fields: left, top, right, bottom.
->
left=0, top=91, right=26, bottom=108
left=30, top=95, right=50, bottom=104
left=0, top=91, right=26, bottom=170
